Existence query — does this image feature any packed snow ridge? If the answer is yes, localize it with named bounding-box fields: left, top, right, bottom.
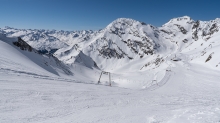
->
left=1, top=16, right=220, bottom=122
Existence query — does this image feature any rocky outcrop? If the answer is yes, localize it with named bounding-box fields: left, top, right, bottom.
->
left=192, top=21, right=200, bottom=41
left=13, top=37, right=33, bottom=52
left=174, top=24, right=187, bottom=34
left=205, top=52, right=214, bottom=62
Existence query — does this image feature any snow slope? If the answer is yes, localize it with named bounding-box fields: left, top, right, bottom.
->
left=0, top=34, right=72, bottom=77
left=1, top=57, right=220, bottom=123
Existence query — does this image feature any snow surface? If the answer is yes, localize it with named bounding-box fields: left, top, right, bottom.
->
left=1, top=58, right=220, bottom=123
left=1, top=16, right=220, bottom=122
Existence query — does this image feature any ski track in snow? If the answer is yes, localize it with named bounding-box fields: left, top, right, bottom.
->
left=147, top=70, right=173, bottom=91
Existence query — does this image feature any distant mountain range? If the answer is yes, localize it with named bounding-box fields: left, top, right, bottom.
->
left=1, top=16, right=220, bottom=74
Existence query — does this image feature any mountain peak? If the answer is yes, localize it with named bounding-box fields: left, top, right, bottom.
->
left=172, top=16, right=192, bottom=21
left=163, top=16, right=194, bottom=27
left=105, top=18, right=140, bottom=30
left=214, top=18, right=220, bottom=22
left=4, top=26, right=15, bottom=29
left=112, top=18, right=137, bottom=23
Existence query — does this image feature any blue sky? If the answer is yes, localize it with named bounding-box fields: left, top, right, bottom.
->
left=0, top=0, right=219, bottom=30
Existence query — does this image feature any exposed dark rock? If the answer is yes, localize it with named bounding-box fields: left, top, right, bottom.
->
left=110, top=27, right=125, bottom=36
left=13, top=37, right=33, bottom=52
left=192, top=22, right=200, bottom=41
left=38, top=49, right=58, bottom=54
left=205, top=52, right=214, bottom=62
left=98, top=47, right=124, bottom=59
left=182, top=39, right=188, bottom=43
left=160, top=29, right=172, bottom=35
left=172, top=58, right=181, bottom=61
left=83, top=36, right=90, bottom=41
left=154, top=57, right=164, bottom=65
left=202, top=23, right=219, bottom=38
left=154, top=32, right=159, bottom=38
left=205, top=37, right=211, bottom=41
left=73, top=34, right=79, bottom=37
left=143, top=57, right=164, bottom=68
left=192, top=20, right=200, bottom=29
left=192, top=30, right=198, bottom=41
left=141, top=22, right=147, bottom=25
left=174, top=24, right=187, bottom=34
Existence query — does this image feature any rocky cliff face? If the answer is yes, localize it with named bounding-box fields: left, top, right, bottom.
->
left=13, top=37, right=34, bottom=52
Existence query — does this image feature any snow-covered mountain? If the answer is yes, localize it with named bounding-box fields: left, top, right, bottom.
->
left=160, top=16, right=220, bottom=69
left=0, top=26, right=95, bottom=54
left=1, top=16, right=220, bottom=123
left=1, top=16, right=220, bottom=77
left=53, top=16, right=220, bottom=72
left=1, top=16, right=220, bottom=73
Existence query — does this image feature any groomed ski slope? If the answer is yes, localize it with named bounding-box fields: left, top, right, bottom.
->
left=1, top=60, right=220, bottom=123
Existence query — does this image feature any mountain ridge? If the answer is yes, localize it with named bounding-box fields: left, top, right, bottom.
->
left=1, top=16, right=220, bottom=73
